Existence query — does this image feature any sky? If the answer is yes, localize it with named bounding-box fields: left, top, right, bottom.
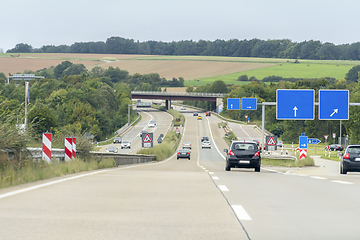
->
left=1, top=0, right=359, bottom=52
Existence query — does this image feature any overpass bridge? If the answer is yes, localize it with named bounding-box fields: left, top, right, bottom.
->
left=131, top=91, right=225, bottom=111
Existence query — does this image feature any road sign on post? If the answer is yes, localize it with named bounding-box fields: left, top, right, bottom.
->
left=299, top=135, right=308, bottom=149
left=241, top=98, right=257, bottom=110
left=142, top=133, right=153, bottom=148
left=319, top=90, right=349, bottom=120
left=276, top=89, right=315, bottom=120
left=227, top=98, right=240, bottom=110
left=265, top=135, right=277, bottom=151
left=308, top=138, right=321, bottom=144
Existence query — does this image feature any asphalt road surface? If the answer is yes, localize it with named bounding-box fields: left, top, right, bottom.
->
left=1, top=108, right=360, bottom=239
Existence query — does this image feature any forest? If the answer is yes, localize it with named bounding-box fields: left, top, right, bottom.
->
left=7, top=37, right=360, bottom=61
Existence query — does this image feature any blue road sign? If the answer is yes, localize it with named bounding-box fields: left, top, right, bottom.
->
left=308, top=138, right=321, bottom=144
left=241, top=98, right=257, bottom=110
left=319, top=90, right=349, bottom=120
left=299, top=136, right=308, bottom=149
left=277, top=89, right=315, bottom=120
left=227, top=98, right=240, bottom=110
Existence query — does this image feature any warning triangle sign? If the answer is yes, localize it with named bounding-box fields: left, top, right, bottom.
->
left=142, top=133, right=153, bottom=143
left=266, top=136, right=277, bottom=145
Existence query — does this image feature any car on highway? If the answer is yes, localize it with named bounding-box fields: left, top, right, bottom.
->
left=329, top=144, right=344, bottom=151
left=206, top=111, right=211, bottom=116
left=201, top=136, right=209, bottom=142
left=277, top=140, right=284, bottom=147
left=181, top=106, right=186, bottom=110
left=183, top=142, right=192, bottom=149
left=148, top=120, right=156, bottom=128
left=252, top=139, right=260, bottom=146
left=193, top=112, right=198, bottom=116
left=202, top=141, right=211, bottom=149
left=113, top=137, right=122, bottom=144
left=121, top=140, right=131, bottom=149
left=197, top=116, right=202, bottom=120
left=106, top=146, right=118, bottom=153
left=177, top=149, right=191, bottom=160
left=341, top=145, right=360, bottom=174
left=224, top=141, right=261, bottom=172
left=140, top=130, right=148, bottom=138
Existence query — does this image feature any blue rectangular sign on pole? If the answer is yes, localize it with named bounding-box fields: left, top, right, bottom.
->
left=241, top=98, right=257, bottom=110
left=299, top=136, right=308, bottom=149
left=308, top=138, right=321, bottom=144
left=276, top=89, right=315, bottom=120
left=227, top=98, right=240, bottom=110
left=319, top=90, right=349, bottom=120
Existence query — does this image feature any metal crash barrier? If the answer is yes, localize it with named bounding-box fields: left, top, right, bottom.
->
left=89, top=152, right=156, bottom=165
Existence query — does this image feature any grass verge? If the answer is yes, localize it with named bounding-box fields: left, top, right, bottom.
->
left=0, top=158, right=116, bottom=189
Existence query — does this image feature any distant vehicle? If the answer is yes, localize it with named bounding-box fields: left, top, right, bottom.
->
left=181, top=106, right=186, bottom=110
left=140, top=130, right=148, bottom=138
left=206, top=111, right=211, bottom=116
left=183, top=142, right=192, bottom=149
left=202, top=141, right=211, bottom=149
left=224, top=141, right=261, bottom=172
left=106, top=146, right=118, bottom=153
left=341, top=145, right=360, bottom=174
left=197, top=116, right=202, bottom=120
left=329, top=144, right=344, bottom=151
left=121, top=140, right=131, bottom=149
left=252, top=139, right=260, bottom=146
left=193, top=112, right=198, bottom=116
left=277, top=140, right=284, bottom=147
left=113, top=137, right=122, bottom=144
left=177, top=149, right=191, bottom=160
left=201, top=136, right=209, bottom=142
left=148, top=121, right=156, bottom=128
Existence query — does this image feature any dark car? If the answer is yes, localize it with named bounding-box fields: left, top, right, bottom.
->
left=177, top=149, right=191, bottom=160
left=201, top=136, right=209, bottom=142
left=193, top=112, right=198, bottom=116
left=140, top=130, right=148, bottom=138
left=341, top=145, right=360, bottom=174
left=224, top=141, right=261, bottom=172
left=329, top=144, right=344, bottom=151
left=113, top=137, right=122, bottom=144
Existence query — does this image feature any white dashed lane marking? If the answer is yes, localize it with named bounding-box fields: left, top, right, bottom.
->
left=212, top=176, right=219, bottom=180
left=219, top=185, right=229, bottom=191
left=232, top=205, right=252, bottom=221
left=331, top=180, right=354, bottom=185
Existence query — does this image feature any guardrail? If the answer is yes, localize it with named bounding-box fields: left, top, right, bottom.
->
left=132, top=91, right=225, bottom=97
left=26, top=148, right=156, bottom=165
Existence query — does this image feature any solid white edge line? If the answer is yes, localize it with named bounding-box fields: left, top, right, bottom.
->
left=310, top=176, right=327, bottom=180
left=206, top=117, right=226, bottom=160
left=232, top=205, right=252, bottom=221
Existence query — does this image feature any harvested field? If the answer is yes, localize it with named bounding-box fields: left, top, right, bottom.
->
left=0, top=53, right=275, bottom=80
left=92, top=60, right=275, bottom=80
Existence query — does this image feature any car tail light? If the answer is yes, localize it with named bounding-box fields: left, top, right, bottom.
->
left=177, top=152, right=180, bottom=155
left=228, top=150, right=235, bottom=156
left=344, top=153, right=350, bottom=159
left=254, top=151, right=260, bottom=157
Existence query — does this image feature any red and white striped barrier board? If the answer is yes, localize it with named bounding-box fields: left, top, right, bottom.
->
left=64, top=137, right=73, bottom=162
left=300, top=149, right=307, bottom=159
left=72, top=137, right=76, bottom=159
left=42, top=133, right=52, bottom=163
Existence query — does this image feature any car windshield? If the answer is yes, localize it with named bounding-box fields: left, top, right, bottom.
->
left=232, top=142, right=257, bottom=150
left=348, top=147, right=360, bottom=153
left=114, top=137, right=121, bottom=140
left=107, top=146, right=117, bottom=150
left=203, top=141, right=210, bottom=144
left=184, top=142, right=191, bottom=145
left=179, top=149, right=189, bottom=153
left=123, top=141, right=129, bottom=144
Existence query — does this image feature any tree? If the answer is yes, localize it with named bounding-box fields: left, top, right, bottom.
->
left=6, top=43, right=33, bottom=53
left=28, top=106, right=58, bottom=136
left=345, top=65, right=360, bottom=83
left=54, top=61, right=73, bottom=79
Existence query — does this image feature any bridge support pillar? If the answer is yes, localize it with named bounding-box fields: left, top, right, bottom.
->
left=216, top=97, right=223, bottom=113
left=165, top=100, right=172, bottom=110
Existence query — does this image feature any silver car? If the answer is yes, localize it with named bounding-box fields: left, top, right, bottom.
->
left=121, top=140, right=131, bottom=149
left=202, top=141, right=211, bottom=149
left=183, top=142, right=192, bottom=149
left=106, top=146, right=118, bottom=153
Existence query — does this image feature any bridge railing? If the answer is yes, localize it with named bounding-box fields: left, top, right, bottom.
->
left=132, top=91, right=225, bottom=97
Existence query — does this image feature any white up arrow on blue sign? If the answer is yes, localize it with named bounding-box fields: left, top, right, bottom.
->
left=227, top=98, right=240, bottom=110
left=308, top=138, right=321, bottom=144
left=276, top=89, right=315, bottom=120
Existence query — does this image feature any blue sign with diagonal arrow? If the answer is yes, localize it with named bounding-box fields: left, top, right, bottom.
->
left=319, top=90, right=349, bottom=120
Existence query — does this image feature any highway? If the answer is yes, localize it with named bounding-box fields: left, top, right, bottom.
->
left=1, top=108, right=360, bottom=239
